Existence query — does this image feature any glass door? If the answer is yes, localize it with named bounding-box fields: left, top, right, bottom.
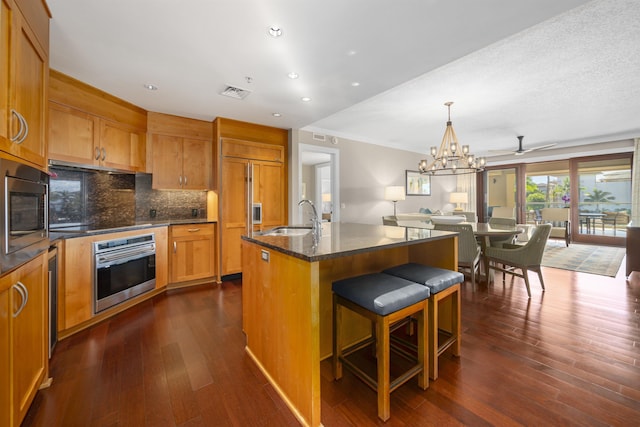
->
left=572, top=155, right=632, bottom=245
left=524, top=160, right=570, bottom=221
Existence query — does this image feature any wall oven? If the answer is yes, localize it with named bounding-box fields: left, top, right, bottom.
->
left=0, top=157, right=48, bottom=263
left=94, top=233, right=156, bottom=313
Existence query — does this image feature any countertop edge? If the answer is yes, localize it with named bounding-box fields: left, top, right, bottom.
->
left=49, top=220, right=216, bottom=240
left=242, top=225, right=458, bottom=262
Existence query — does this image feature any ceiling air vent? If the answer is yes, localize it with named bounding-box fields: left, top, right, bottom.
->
left=220, top=85, right=251, bottom=100
left=312, top=133, right=326, bottom=142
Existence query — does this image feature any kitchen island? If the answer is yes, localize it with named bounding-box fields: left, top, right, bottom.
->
left=241, top=223, right=459, bottom=426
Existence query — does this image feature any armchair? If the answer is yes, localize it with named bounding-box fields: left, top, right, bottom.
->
left=488, top=217, right=517, bottom=248
left=434, top=223, right=482, bottom=286
left=484, top=224, right=552, bottom=298
left=540, top=208, right=571, bottom=246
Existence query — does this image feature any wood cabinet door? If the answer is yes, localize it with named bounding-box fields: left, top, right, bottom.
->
left=0, top=3, right=47, bottom=168
left=151, top=134, right=183, bottom=189
left=0, top=286, right=9, bottom=427
left=221, top=157, right=249, bottom=276
left=172, top=236, right=216, bottom=283
left=62, top=236, right=93, bottom=329
left=254, top=160, right=285, bottom=229
left=0, top=0, right=12, bottom=142
left=181, top=138, right=211, bottom=190
left=48, top=102, right=99, bottom=165
left=100, top=120, right=143, bottom=172
left=11, top=253, right=46, bottom=424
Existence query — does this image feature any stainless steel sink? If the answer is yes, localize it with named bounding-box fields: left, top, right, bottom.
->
left=261, top=226, right=312, bottom=236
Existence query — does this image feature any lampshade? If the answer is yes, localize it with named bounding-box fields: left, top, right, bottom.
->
left=384, top=186, right=405, bottom=202
left=449, top=192, right=467, bottom=204
left=450, top=192, right=468, bottom=211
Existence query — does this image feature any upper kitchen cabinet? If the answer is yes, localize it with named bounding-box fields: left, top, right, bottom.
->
left=48, top=70, right=147, bottom=173
left=148, top=111, right=212, bottom=190
left=0, top=0, right=50, bottom=170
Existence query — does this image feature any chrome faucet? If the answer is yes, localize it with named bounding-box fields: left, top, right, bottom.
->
left=298, top=199, right=322, bottom=240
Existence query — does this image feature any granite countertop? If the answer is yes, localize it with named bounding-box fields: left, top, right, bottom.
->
left=242, top=222, right=457, bottom=262
left=49, top=219, right=216, bottom=240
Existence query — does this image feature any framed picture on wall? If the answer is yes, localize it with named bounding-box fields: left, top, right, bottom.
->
left=406, top=170, right=431, bottom=196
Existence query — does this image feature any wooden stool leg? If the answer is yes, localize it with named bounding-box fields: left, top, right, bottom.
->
left=417, top=303, right=429, bottom=390
left=452, top=286, right=461, bottom=356
left=428, top=297, right=438, bottom=380
left=376, top=314, right=391, bottom=422
left=333, top=295, right=343, bottom=380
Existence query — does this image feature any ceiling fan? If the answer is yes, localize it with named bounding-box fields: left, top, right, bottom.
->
left=489, top=136, right=556, bottom=156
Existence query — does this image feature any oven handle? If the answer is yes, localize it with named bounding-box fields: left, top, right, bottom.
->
left=96, top=245, right=156, bottom=266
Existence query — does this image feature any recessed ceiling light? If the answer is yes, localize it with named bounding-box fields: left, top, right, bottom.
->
left=301, top=97, right=312, bottom=102
left=272, top=113, right=281, bottom=117
left=268, top=26, right=283, bottom=37
left=143, top=83, right=158, bottom=91
left=347, top=50, right=357, bottom=56
left=287, top=72, right=299, bottom=79
left=351, top=82, right=360, bottom=87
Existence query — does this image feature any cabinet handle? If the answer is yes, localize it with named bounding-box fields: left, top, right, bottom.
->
left=12, top=281, right=28, bottom=318
left=95, top=147, right=101, bottom=160
left=18, top=113, right=28, bottom=144
left=10, top=109, right=27, bottom=143
left=188, top=228, right=200, bottom=233
left=101, top=147, right=106, bottom=161
left=173, top=241, right=177, bottom=253
left=184, top=175, right=188, bottom=186
left=178, top=176, right=182, bottom=186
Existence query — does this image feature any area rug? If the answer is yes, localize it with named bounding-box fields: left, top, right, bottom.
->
left=542, top=242, right=625, bottom=277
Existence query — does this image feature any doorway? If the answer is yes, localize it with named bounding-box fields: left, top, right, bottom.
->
left=298, top=143, right=340, bottom=224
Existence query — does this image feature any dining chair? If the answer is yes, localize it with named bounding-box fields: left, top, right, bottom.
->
left=600, top=211, right=630, bottom=236
left=491, top=206, right=515, bottom=219
left=452, top=211, right=477, bottom=222
left=487, top=217, right=517, bottom=247
left=483, top=223, right=552, bottom=298
left=434, top=223, right=482, bottom=286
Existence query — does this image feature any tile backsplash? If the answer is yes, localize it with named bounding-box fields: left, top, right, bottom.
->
left=134, top=174, right=207, bottom=221
left=49, top=167, right=207, bottom=227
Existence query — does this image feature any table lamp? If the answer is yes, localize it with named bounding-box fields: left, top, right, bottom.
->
left=384, top=186, right=405, bottom=216
left=450, top=192, right=467, bottom=212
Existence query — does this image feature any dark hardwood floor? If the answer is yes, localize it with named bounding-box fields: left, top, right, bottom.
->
left=23, top=264, right=640, bottom=426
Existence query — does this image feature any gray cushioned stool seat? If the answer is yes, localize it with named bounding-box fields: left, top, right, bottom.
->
left=382, top=263, right=463, bottom=380
left=383, top=263, right=464, bottom=293
left=332, top=273, right=430, bottom=316
left=332, top=272, right=430, bottom=421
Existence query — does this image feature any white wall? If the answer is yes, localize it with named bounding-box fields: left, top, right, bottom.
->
left=289, top=130, right=457, bottom=225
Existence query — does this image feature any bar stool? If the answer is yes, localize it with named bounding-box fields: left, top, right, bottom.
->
left=383, top=263, right=463, bottom=380
left=332, top=272, right=430, bottom=421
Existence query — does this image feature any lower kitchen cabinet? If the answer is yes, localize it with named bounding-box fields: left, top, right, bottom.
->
left=0, top=251, right=48, bottom=427
left=60, top=227, right=168, bottom=334
left=170, top=223, right=216, bottom=285
left=0, top=284, right=10, bottom=427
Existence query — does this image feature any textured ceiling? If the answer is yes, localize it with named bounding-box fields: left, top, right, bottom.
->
left=47, top=0, right=639, bottom=158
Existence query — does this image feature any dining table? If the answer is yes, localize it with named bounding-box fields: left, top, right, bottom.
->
left=470, top=222, right=524, bottom=252
left=393, top=220, right=524, bottom=283
left=471, top=222, right=525, bottom=283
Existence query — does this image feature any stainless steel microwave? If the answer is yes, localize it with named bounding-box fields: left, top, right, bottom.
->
left=0, top=158, right=48, bottom=257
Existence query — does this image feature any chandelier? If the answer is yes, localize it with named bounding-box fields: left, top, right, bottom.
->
left=419, top=102, right=486, bottom=175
